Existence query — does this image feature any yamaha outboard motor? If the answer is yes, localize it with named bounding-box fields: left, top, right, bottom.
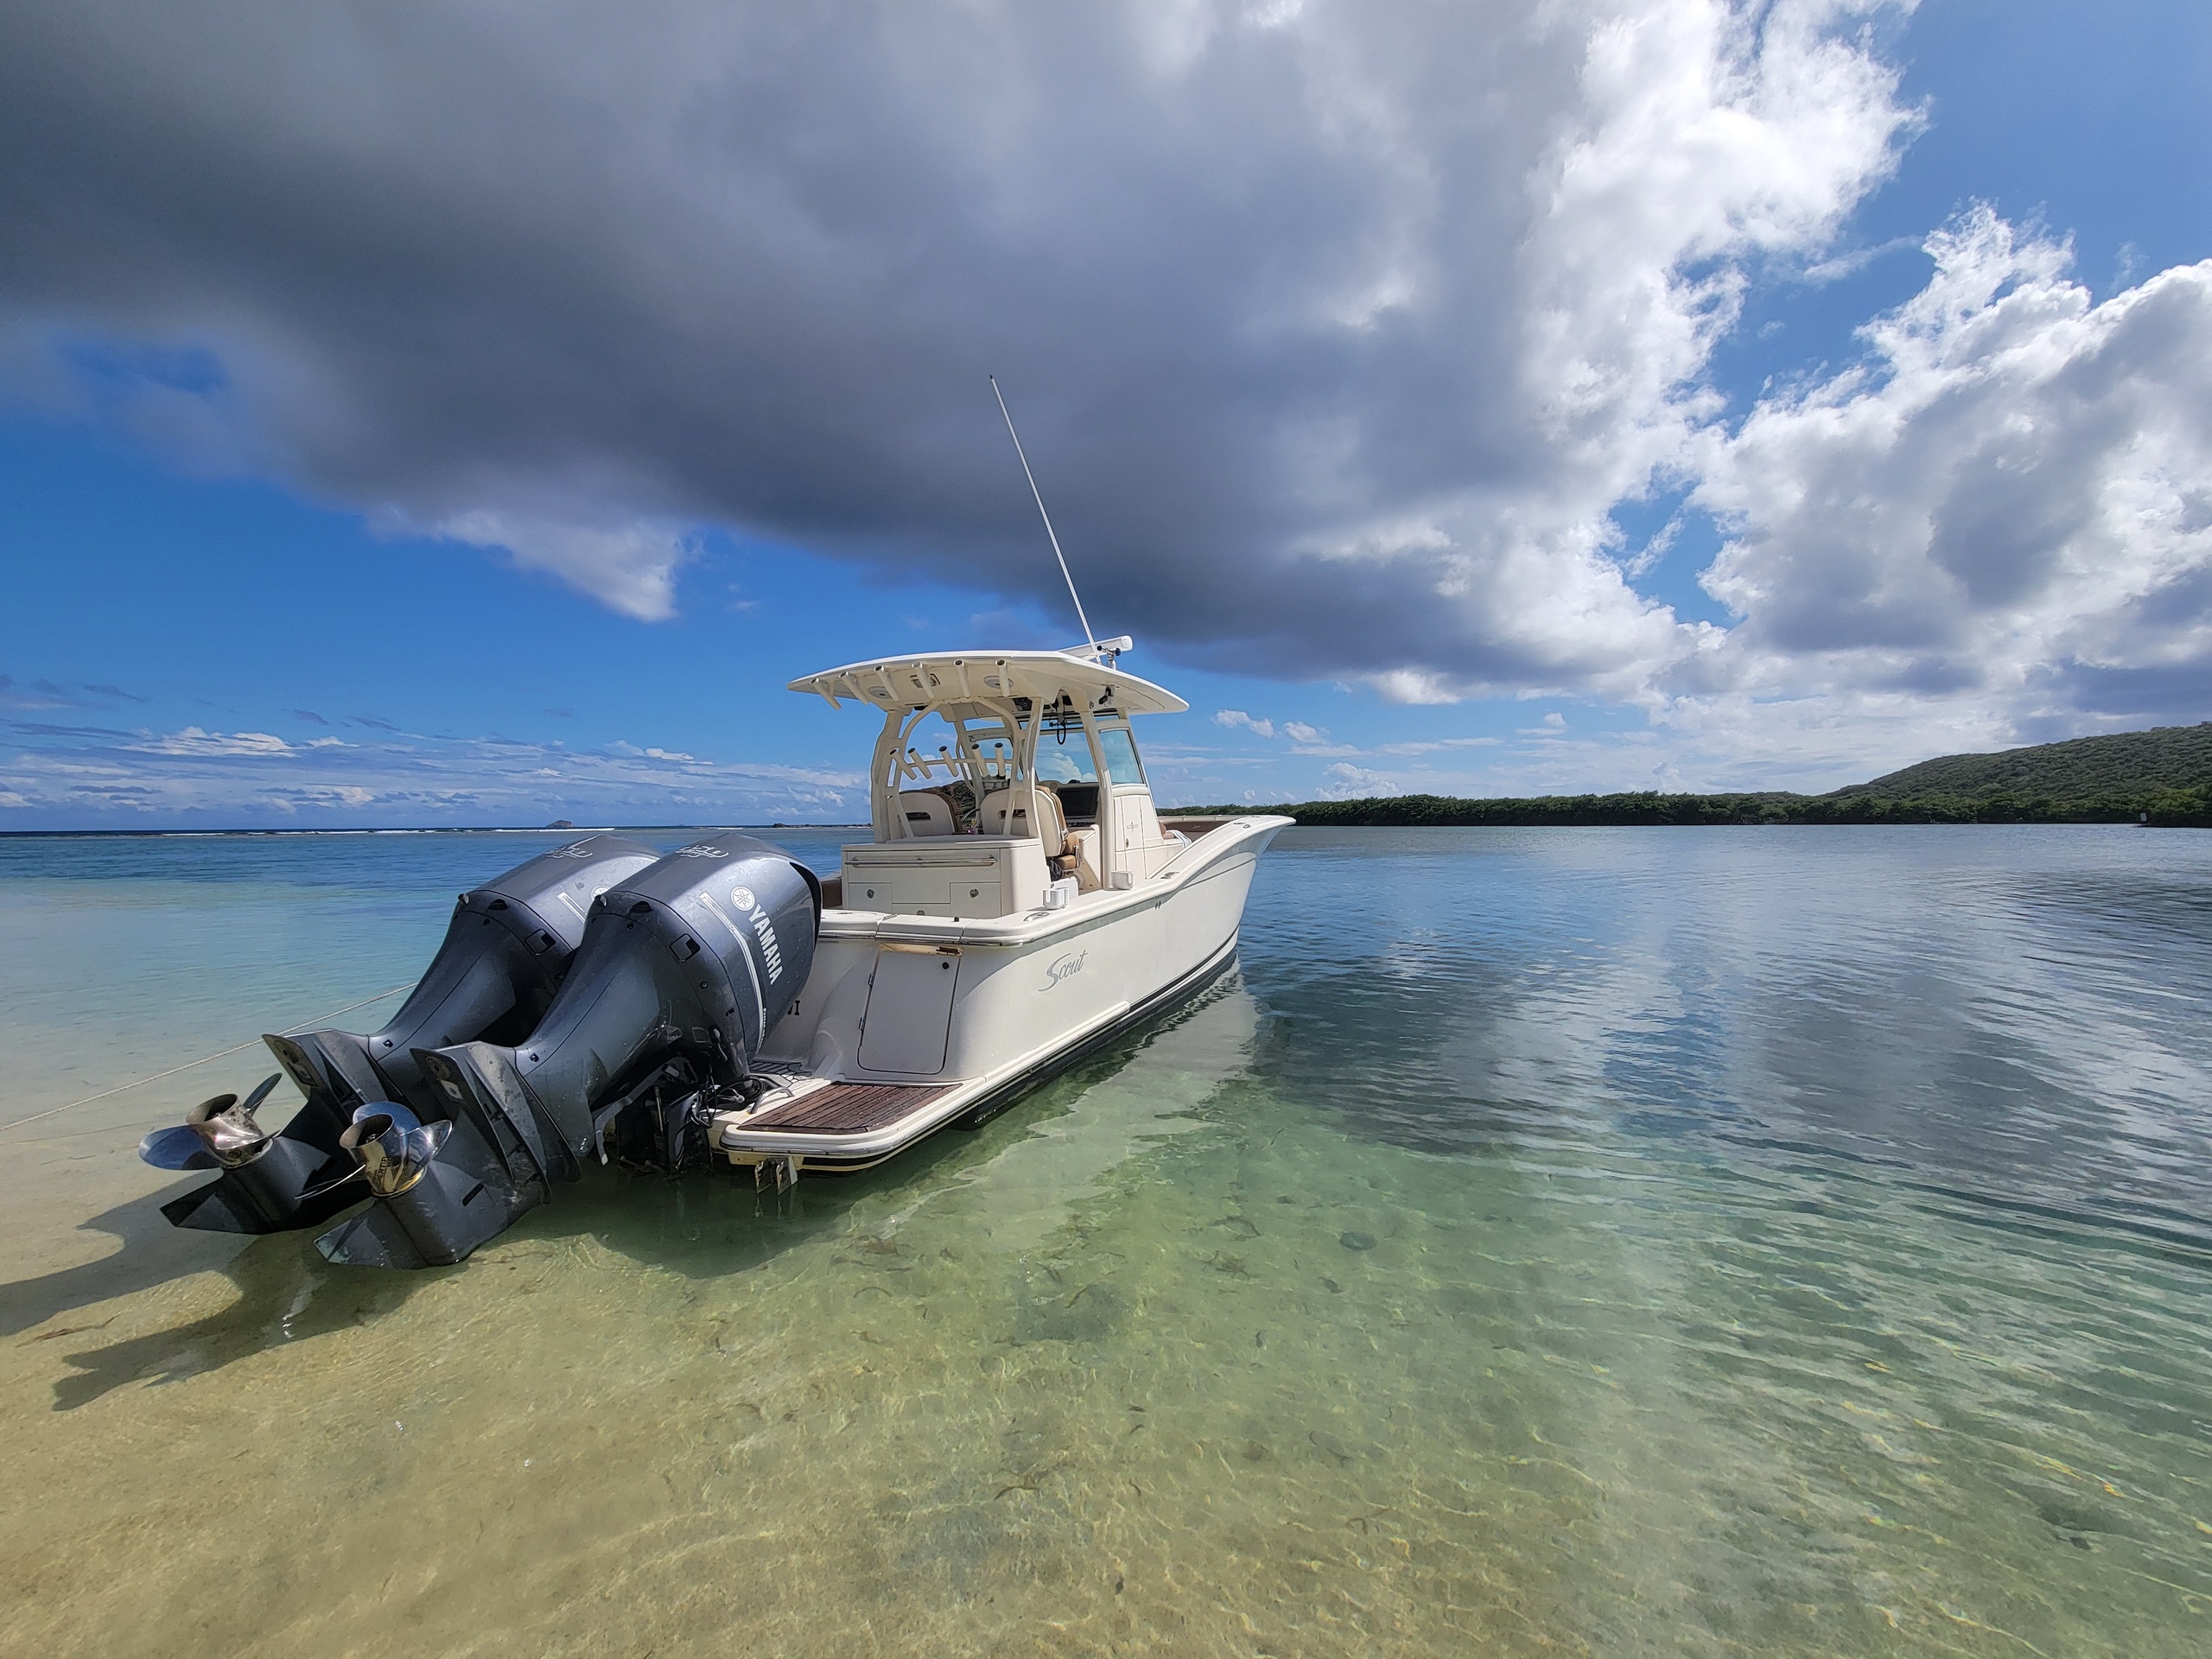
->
left=141, top=834, right=658, bottom=1235
left=316, top=832, right=819, bottom=1269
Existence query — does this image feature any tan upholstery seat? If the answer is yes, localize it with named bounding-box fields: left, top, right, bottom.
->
left=897, top=790, right=957, bottom=836
left=980, top=785, right=1067, bottom=847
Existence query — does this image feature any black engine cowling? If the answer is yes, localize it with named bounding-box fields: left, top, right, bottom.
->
left=143, top=834, right=659, bottom=1236
left=319, top=830, right=664, bottom=1109
left=319, top=832, right=821, bottom=1268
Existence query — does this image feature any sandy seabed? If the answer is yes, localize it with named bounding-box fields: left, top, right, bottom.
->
left=6, top=984, right=2210, bottom=1657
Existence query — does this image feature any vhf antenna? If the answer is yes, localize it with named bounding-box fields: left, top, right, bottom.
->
left=990, top=374, right=1098, bottom=658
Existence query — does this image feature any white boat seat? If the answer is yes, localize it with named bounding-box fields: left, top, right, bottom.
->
left=897, top=791, right=957, bottom=836
left=980, top=785, right=1067, bottom=849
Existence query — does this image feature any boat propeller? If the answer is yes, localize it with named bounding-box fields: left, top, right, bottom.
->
left=141, top=1058, right=361, bottom=1236
left=309, top=1090, right=544, bottom=1271
left=320, top=1103, right=452, bottom=1198
left=137, top=1073, right=284, bottom=1172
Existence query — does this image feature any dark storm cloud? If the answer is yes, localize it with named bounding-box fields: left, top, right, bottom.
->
left=2047, top=663, right=2212, bottom=725
left=0, top=0, right=1916, bottom=694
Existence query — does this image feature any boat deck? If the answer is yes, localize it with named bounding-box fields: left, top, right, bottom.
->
left=736, top=1081, right=956, bottom=1135
left=1159, top=816, right=1238, bottom=837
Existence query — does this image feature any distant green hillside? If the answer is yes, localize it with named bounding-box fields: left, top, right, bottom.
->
left=1835, top=722, right=2212, bottom=800
left=1172, top=787, right=2210, bottom=828
left=1164, top=721, right=2212, bottom=828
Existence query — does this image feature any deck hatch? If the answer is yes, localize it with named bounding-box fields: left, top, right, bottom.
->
left=857, top=946, right=959, bottom=1074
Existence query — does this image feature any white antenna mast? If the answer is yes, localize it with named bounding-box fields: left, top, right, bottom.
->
left=990, top=375, right=1098, bottom=658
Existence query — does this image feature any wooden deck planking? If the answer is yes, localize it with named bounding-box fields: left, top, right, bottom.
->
left=740, top=1082, right=954, bottom=1134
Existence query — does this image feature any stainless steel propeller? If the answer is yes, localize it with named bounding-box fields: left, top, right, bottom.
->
left=137, top=1073, right=283, bottom=1171
left=305, top=1103, right=452, bottom=1200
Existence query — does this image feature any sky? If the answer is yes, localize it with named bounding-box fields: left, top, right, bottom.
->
left=2, top=0, right=2209, bottom=827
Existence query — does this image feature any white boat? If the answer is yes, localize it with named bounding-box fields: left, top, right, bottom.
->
left=138, top=387, right=1288, bottom=1266
left=713, top=641, right=1290, bottom=1182
left=137, top=637, right=1287, bottom=1265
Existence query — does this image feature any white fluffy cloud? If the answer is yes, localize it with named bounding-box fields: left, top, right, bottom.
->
left=1687, top=207, right=2212, bottom=746
left=0, top=721, right=862, bottom=826
left=433, top=511, right=694, bottom=623
left=1213, top=709, right=1277, bottom=738
left=130, top=727, right=297, bottom=758
left=1323, top=762, right=1396, bottom=798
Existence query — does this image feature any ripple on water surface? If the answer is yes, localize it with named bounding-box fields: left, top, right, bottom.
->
left=3, top=826, right=2210, bottom=1656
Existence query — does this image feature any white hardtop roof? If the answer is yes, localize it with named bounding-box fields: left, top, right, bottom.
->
left=790, top=648, right=1189, bottom=716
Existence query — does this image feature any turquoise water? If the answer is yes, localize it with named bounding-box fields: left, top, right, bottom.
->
left=3, top=825, right=2210, bottom=1655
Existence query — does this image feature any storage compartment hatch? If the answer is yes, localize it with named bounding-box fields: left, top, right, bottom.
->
left=857, top=947, right=959, bottom=1074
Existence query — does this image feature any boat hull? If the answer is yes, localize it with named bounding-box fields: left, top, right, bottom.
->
left=712, top=816, right=1287, bottom=1171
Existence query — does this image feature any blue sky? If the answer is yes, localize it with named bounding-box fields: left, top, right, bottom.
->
left=3, top=1, right=2209, bottom=827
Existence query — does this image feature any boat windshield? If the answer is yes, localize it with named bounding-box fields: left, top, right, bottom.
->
left=867, top=690, right=1156, bottom=843
left=1097, top=725, right=1145, bottom=785
left=1034, top=725, right=1096, bottom=785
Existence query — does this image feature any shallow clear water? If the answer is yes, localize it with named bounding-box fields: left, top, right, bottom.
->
left=3, top=825, right=2210, bottom=1656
